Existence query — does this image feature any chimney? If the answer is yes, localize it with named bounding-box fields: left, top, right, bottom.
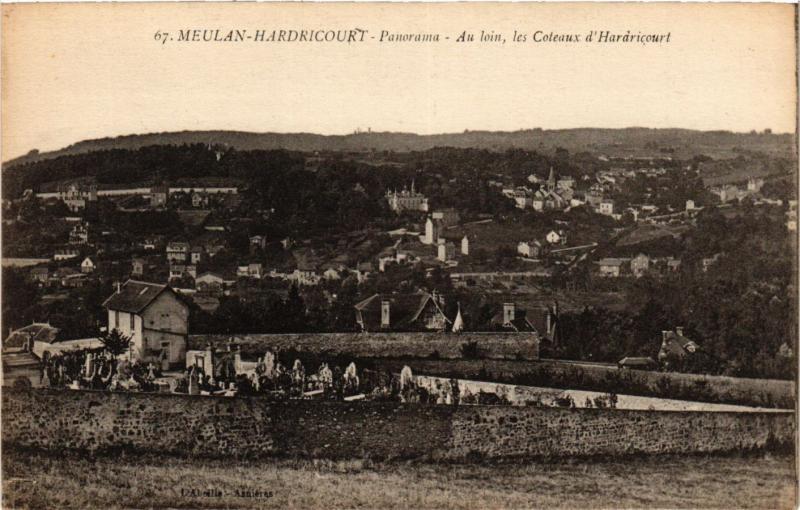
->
left=116, top=281, right=121, bottom=294
left=381, top=300, right=391, bottom=329
left=662, top=330, right=669, bottom=342
left=504, top=303, right=516, bottom=324
left=676, top=326, right=684, bottom=337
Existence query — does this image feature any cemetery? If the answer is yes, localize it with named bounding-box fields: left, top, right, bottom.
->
left=4, top=339, right=794, bottom=463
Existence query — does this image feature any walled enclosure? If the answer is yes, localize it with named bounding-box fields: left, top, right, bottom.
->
left=188, top=332, right=540, bottom=361
left=3, top=389, right=793, bottom=461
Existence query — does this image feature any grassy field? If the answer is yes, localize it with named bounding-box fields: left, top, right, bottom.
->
left=2, top=448, right=795, bottom=509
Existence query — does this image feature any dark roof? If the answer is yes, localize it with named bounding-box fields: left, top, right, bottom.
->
left=597, top=258, right=627, bottom=267
left=489, top=307, right=537, bottom=333
left=354, top=292, right=451, bottom=331
left=102, top=280, right=177, bottom=314
left=4, top=323, right=60, bottom=350
left=658, top=330, right=701, bottom=361
left=618, top=357, right=656, bottom=367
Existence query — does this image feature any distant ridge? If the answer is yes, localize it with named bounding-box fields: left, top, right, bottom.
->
left=4, top=128, right=794, bottom=168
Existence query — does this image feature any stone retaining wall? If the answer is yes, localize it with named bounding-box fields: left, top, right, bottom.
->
left=2, top=389, right=793, bottom=461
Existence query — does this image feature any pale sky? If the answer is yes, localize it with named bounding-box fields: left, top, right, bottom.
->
left=1, top=2, right=796, bottom=160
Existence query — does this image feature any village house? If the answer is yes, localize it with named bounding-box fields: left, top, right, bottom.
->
left=437, top=239, right=457, bottom=262
left=423, top=217, right=443, bottom=245
left=236, top=263, right=263, bottom=279
left=513, top=189, right=533, bottom=210
left=150, top=185, right=168, bottom=208
left=62, top=273, right=89, bottom=288
left=4, top=322, right=59, bottom=353
left=169, top=264, right=197, bottom=281
left=131, top=258, right=146, bottom=277
left=657, top=327, right=701, bottom=369
left=583, top=190, right=604, bottom=208
left=249, top=235, right=267, bottom=250
left=354, top=262, right=373, bottom=283
left=354, top=291, right=451, bottom=332
left=517, top=240, right=544, bottom=258
left=142, top=237, right=160, bottom=251
left=527, top=174, right=543, bottom=185
left=666, top=257, right=682, bottom=272
left=68, top=223, right=90, bottom=245
left=191, top=192, right=208, bottom=208
left=545, top=230, right=566, bottom=245
left=102, top=280, right=189, bottom=367
left=189, top=246, right=204, bottom=265
left=746, top=177, right=765, bottom=192
left=290, top=264, right=320, bottom=286
left=488, top=302, right=537, bottom=333
left=532, top=189, right=567, bottom=211
left=80, top=256, right=96, bottom=274
left=2, top=322, right=60, bottom=387
left=598, top=199, right=615, bottom=216
left=323, top=266, right=343, bottom=280
left=58, top=182, right=97, bottom=212
left=630, top=253, right=650, bottom=278
left=195, top=271, right=225, bottom=294
left=557, top=176, right=575, bottom=190
left=166, top=241, right=190, bottom=264
left=30, top=266, right=50, bottom=285
left=597, top=258, right=627, bottom=277
left=702, top=253, right=721, bottom=272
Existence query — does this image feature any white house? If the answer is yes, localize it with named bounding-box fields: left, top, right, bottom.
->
left=461, top=235, right=469, bottom=256
left=597, top=258, right=626, bottom=277
left=166, top=242, right=190, bottom=263
left=80, top=257, right=96, bottom=274
left=545, top=230, right=562, bottom=245
left=517, top=240, right=543, bottom=258
left=423, top=217, right=441, bottom=245
left=598, top=199, right=615, bottom=216
left=102, top=280, right=189, bottom=367
left=437, top=240, right=456, bottom=262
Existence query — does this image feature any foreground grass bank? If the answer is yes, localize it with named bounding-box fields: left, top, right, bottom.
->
left=2, top=447, right=795, bottom=509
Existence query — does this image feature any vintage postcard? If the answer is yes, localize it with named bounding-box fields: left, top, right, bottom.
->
left=1, top=2, right=797, bottom=509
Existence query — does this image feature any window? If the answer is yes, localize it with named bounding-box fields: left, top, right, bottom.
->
left=130, top=314, right=135, bottom=330
left=114, top=311, right=119, bottom=328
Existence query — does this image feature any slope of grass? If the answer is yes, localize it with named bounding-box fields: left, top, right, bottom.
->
left=2, top=447, right=795, bottom=509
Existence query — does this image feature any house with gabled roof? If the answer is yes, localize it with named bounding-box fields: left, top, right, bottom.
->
left=354, top=291, right=452, bottom=332
left=657, top=327, right=702, bottom=369
left=102, top=280, right=188, bottom=366
left=489, top=302, right=538, bottom=333
left=597, top=257, right=628, bottom=277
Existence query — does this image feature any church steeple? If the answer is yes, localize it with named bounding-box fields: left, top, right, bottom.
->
left=547, top=167, right=557, bottom=191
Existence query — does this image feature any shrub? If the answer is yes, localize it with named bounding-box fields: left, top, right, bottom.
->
left=460, top=341, right=480, bottom=359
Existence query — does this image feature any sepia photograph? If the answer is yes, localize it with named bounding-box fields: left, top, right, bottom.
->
left=0, top=2, right=797, bottom=508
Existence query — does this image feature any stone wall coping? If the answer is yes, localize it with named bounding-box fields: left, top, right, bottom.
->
left=7, top=387, right=794, bottom=416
